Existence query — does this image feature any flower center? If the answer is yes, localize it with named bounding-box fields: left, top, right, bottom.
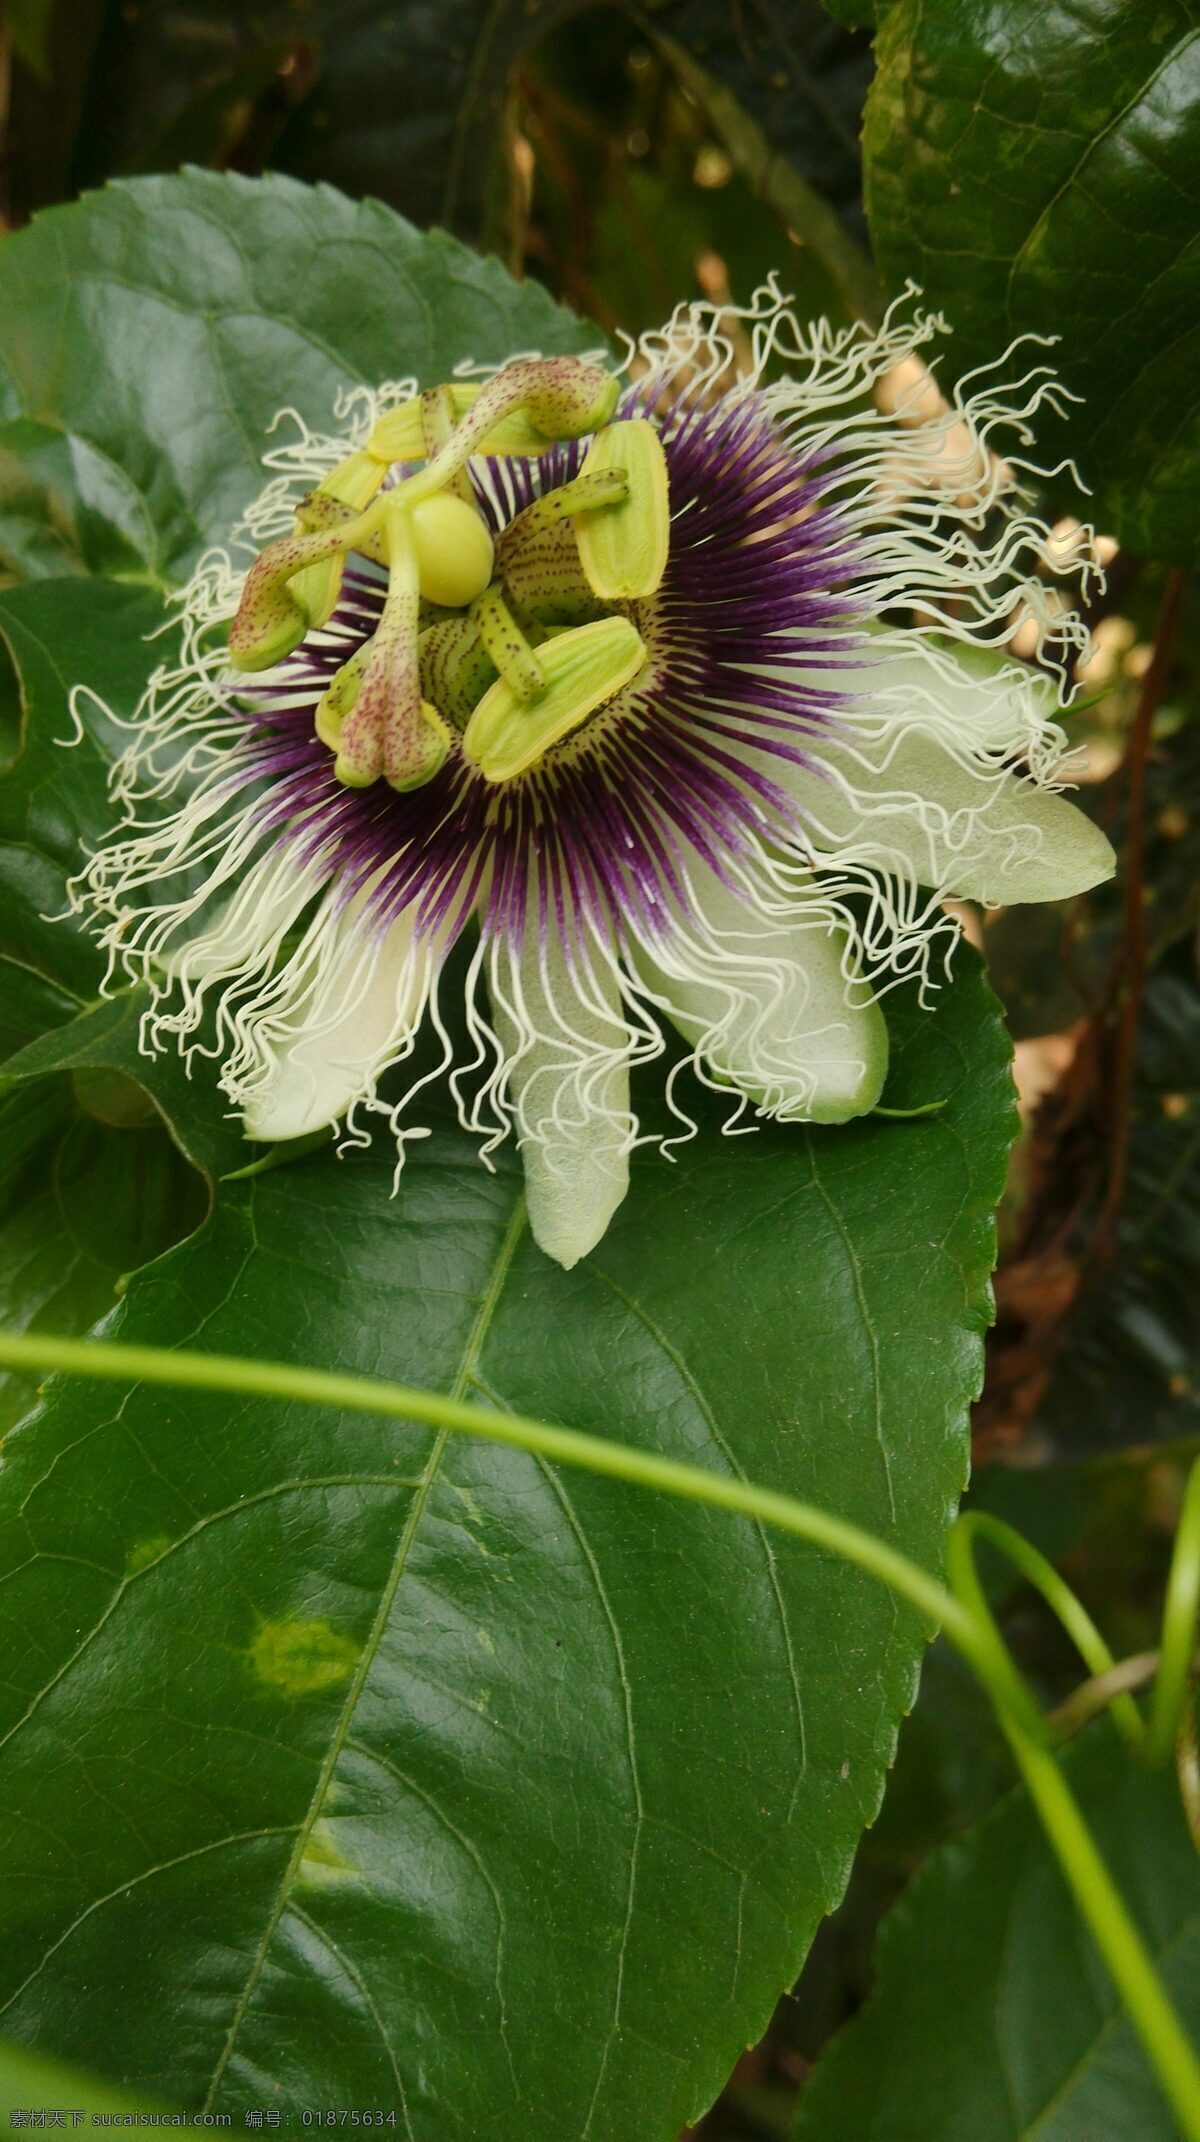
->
left=228, top=359, right=671, bottom=794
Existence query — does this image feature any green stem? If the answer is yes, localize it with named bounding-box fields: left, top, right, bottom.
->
left=1003, top=1716, right=1200, bottom=2142
left=1147, top=1458, right=1200, bottom=1766
left=2, top=1325, right=1198, bottom=2132
left=951, top=1512, right=1146, bottom=1754
left=948, top=1514, right=1200, bottom=2139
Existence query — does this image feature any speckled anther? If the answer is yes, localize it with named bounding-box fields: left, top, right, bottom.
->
left=462, top=615, right=648, bottom=783
left=574, top=419, right=670, bottom=601
left=230, top=497, right=388, bottom=670
left=408, top=358, right=620, bottom=502
left=288, top=449, right=386, bottom=630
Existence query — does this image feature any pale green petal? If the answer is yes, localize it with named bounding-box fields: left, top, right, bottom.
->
left=491, top=932, right=633, bottom=1270
left=243, top=902, right=433, bottom=1141
left=761, top=634, right=1114, bottom=904
left=782, top=729, right=1114, bottom=905
left=637, top=865, right=889, bottom=1125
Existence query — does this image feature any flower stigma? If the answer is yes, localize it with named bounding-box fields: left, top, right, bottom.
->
left=228, top=357, right=658, bottom=798
left=73, top=287, right=1117, bottom=1270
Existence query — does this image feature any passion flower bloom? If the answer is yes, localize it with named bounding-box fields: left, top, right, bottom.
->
left=75, top=286, right=1114, bottom=1268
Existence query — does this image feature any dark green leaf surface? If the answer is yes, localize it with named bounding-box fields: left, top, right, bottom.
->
left=0, top=419, right=154, bottom=583
left=0, top=961, right=78, bottom=1063
left=0, top=954, right=1014, bottom=2136
left=2, top=995, right=251, bottom=1185
left=796, top=1722, right=1200, bottom=2140
left=0, top=574, right=229, bottom=1432
left=864, top=0, right=1200, bottom=562
left=0, top=169, right=597, bottom=584
left=0, top=1076, right=204, bottom=1435
left=0, top=578, right=164, bottom=995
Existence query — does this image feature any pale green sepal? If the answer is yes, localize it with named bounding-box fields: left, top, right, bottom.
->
left=315, top=643, right=371, bottom=751
left=760, top=632, right=1115, bottom=904
left=575, top=418, right=670, bottom=601
left=368, top=387, right=578, bottom=465
left=463, top=616, right=647, bottom=782
left=491, top=932, right=633, bottom=1270
left=637, top=867, right=890, bottom=1124
left=780, top=731, right=1115, bottom=905
left=241, top=904, right=434, bottom=1142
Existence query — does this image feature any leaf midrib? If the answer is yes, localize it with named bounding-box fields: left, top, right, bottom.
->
left=202, top=1188, right=529, bottom=2111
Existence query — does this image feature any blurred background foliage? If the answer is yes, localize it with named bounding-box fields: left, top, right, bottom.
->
left=1, top=3, right=1197, bottom=2134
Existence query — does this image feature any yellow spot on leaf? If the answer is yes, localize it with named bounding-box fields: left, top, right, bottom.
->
left=298, top=1819, right=360, bottom=1888
left=249, top=1617, right=358, bottom=1697
left=126, top=1534, right=172, bottom=1575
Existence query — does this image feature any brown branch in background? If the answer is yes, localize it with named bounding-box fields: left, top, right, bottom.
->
left=1084, top=567, right=1187, bottom=1281
left=975, top=566, right=1188, bottom=1459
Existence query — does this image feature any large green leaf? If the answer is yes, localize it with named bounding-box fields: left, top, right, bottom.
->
left=0, top=575, right=240, bottom=1433
left=0, top=1074, right=204, bottom=1435
left=864, top=0, right=1200, bottom=563
left=0, top=578, right=165, bottom=995
left=796, top=1721, right=1200, bottom=2139
left=0, top=169, right=597, bottom=584
left=0, top=952, right=1014, bottom=2134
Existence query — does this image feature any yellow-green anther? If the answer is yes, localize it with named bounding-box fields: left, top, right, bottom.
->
left=314, top=642, right=372, bottom=752
left=574, top=418, right=670, bottom=602
left=411, top=493, right=495, bottom=608
left=463, top=616, right=648, bottom=783
left=366, top=370, right=616, bottom=471
left=393, top=359, right=620, bottom=516
left=418, top=617, right=498, bottom=727
left=290, top=449, right=386, bottom=630
left=470, top=583, right=546, bottom=702
left=453, top=358, right=619, bottom=456
left=522, top=358, right=621, bottom=441
left=229, top=525, right=346, bottom=671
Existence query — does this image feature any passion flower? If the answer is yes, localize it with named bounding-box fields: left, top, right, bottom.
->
left=75, top=286, right=1114, bottom=1267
